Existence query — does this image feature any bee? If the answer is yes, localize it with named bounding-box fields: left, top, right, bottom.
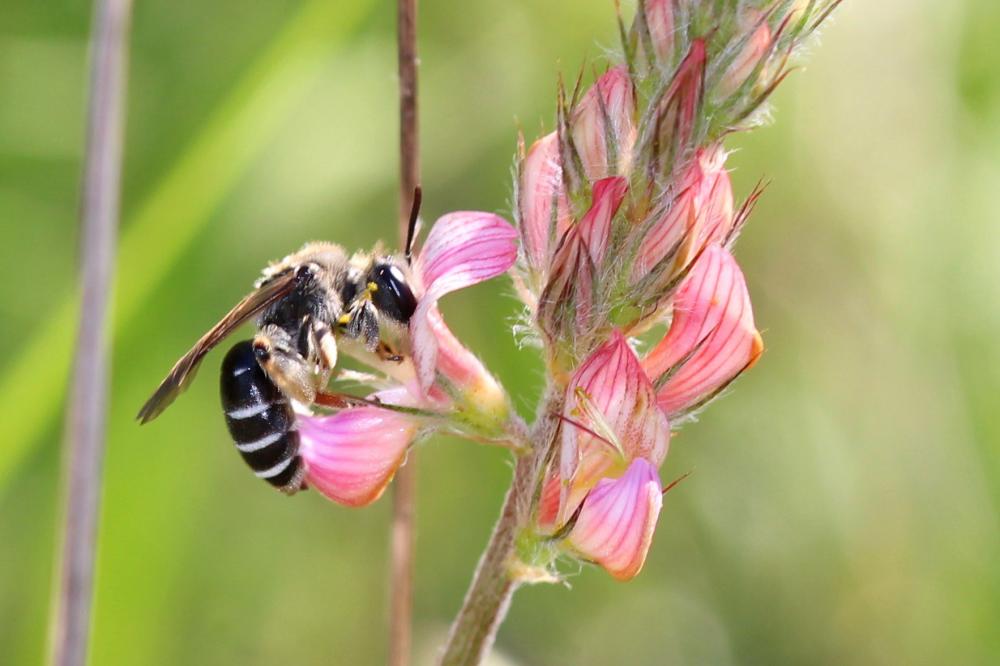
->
left=137, top=192, right=422, bottom=494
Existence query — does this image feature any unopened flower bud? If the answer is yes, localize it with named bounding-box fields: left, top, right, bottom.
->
left=718, top=10, right=773, bottom=98
left=519, top=132, right=572, bottom=279
left=571, top=66, right=637, bottom=181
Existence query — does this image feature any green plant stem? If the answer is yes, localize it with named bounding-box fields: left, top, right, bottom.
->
left=439, top=387, right=563, bottom=666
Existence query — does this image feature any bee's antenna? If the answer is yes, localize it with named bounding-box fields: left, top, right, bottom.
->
left=405, top=186, right=422, bottom=263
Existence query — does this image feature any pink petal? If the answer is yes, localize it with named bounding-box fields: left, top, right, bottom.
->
left=578, top=176, right=628, bottom=265
left=298, top=408, right=419, bottom=507
left=571, top=66, right=637, bottom=181
left=645, top=0, right=675, bottom=63
left=643, top=245, right=763, bottom=417
left=719, top=12, right=773, bottom=97
left=560, top=331, right=670, bottom=519
left=411, top=212, right=518, bottom=390
left=536, top=471, right=562, bottom=534
left=519, top=132, right=572, bottom=272
left=634, top=145, right=733, bottom=280
left=566, top=458, right=663, bottom=581
left=655, top=39, right=706, bottom=155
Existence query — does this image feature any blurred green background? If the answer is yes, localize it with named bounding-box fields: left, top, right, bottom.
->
left=2, top=0, right=998, bottom=664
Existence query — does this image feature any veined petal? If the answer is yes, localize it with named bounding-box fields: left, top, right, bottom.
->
left=634, top=145, right=733, bottom=281
left=566, top=458, right=663, bottom=581
left=411, top=212, right=518, bottom=391
left=560, top=331, right=670, bottom=518
left=572, top=66, right=637, bottom=181
left=299, top=408, right=419, bottom=507
left=578, top=176, right=628, bottom=265
left=414, top=211, right=519, bottom=295
left=643, top=245, right=763, bottom=417
left=520, top=132, right=572, bottom=272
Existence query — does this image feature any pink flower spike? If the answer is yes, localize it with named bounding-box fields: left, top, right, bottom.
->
left=298, top=408, right=420, bottom=507
left=560, top=331, right=670, bottom=520
left=578, top=176, right=628, bottom=265
left=520, top=132, right=572, bottom=273
left=566, top=458, right=663, bottom=581
left=411, top=211, right=518, bottom=391
left=571, top=66, right=636, bottom=181
left=643, top=245, right=764, bottom=417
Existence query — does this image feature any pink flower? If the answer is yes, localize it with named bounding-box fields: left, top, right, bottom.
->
left=634, top=145, right=734, bottom=282
left=557, top=330, right=669, bottom=522
left=301, top=211, right=519, bottom=506
left=565, top=458, right=663, bottom=581
left=410, top=211, right=519, bottom=408
left=642, top=244, right=763, bottom=417
left=298, top=407, right=420, bottom=507
left=571, top=66, right=636, bottom=181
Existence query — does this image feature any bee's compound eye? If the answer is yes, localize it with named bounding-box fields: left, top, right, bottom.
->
left=371, top=263, right=417, bottom=323
left=252, top=340, right=270, bottom=363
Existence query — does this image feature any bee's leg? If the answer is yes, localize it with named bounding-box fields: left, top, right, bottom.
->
left=315, top=392, right=377, bottom=409
left=312, top=319, right=338, bottom=371
left=254, top=325, right=317, bottom=404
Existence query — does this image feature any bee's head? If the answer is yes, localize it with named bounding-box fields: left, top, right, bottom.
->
left=366, top=260, right=417, bottom=324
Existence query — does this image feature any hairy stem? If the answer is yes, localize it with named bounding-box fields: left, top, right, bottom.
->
left=439, top=387, right=564, bottom=666
left=388, top=1, right=419, bottom=665
left=49, top=1, right=132, bottom=665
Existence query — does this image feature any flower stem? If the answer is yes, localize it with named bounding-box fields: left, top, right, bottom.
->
left=389, top=1, right=420, bottom=665
left=439, top=388, right=564, bottom=666
left=49, top=1, right=132, bottom=665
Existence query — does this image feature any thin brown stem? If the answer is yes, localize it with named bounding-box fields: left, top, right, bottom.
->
left=389, top=1, right=420, bottom=665
left=439, top=388, right=564, bottom=666
left=49, top=1, right=132, bottom=665
left=397, top=0, right=420, bottom=246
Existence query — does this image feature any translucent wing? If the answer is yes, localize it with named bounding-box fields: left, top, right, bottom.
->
left=136, top=268, right=303, bottom=424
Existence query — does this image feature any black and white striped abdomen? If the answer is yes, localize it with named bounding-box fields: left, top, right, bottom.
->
left=220, top=341, right=305, bottom=493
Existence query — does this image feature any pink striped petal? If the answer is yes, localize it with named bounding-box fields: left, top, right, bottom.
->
left=643, top=245, right=764, bottom=416
left=655, top=39, right=706, bottom=155
left=578, top=176, right=628, bottom=265
left=634, top=145, right=733, bottom=280
left=536, top=471, right=562, bottom=534
left=298, top=408, right=419, bottom=507
left=560, top=331, right=670, bottom=520
left=520, top=132, right=572, bottom=272
left=572, top=66, right=637, bottom=181
left=411, top=212, right=518, bottom=390
left=566, top=458, right=663, bottom=581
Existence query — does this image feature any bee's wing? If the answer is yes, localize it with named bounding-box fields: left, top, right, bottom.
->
left=136, top=268, right=301, bottom=424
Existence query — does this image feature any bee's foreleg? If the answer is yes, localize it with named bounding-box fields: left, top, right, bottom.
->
left=311, top=319, right=338, bottom=371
